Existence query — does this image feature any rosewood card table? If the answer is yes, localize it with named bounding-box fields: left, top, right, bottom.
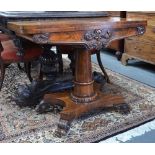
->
left=0, top=12, right=146, bottom=137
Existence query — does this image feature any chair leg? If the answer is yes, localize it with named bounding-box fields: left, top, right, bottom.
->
left=0, top=62, right=6, bottom=91
left=38, top=64, right=44, bottom=80
left=68, top=53, right=75, bottom=75
left=57, top=47, right=63, bottom=74
left=96, top=52, right=110, bottom=83
left=24, top=62, right=33, bottom=82
left=17, top=63, right=24, bottom=71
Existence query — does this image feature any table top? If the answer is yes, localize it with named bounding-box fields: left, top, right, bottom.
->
left=7, top=17, right=147, bottom=34
left=0, top=11, right=146, bottom=36
left=0, top=12, right=147, bottom=50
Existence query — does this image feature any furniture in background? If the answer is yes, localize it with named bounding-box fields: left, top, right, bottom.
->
left=121, top=12, right=155, bottom=66
left=107, top=12, right=155, bottom=65
left=0, top=33, right=43, bottom=90
left=105, top=11, right=127, bottom=60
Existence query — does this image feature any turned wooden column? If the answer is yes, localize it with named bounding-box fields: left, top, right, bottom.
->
left=71, top=48, right=97, bottom=103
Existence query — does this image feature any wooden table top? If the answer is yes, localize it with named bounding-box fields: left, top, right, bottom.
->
left=7, top=17, right=147, bottom=34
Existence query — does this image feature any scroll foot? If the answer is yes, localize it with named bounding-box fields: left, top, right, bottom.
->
left=113, top=103, right=131, bottom=115
left=36, top=100, right=63, bottom=114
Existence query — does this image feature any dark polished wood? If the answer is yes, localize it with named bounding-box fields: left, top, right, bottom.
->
left=3, top=14, right=147, bottom=136
left=120, top=11, right=127, bottom=18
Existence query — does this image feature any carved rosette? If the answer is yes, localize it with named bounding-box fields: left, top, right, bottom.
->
left=32, top=33, right=49, bottom=44
left=83, top=29, right=112, bottom=50
left=136, top=26, right=145, bottom=35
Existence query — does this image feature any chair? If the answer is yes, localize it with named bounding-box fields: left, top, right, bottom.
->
left=0, top=33, right=43, bottom=90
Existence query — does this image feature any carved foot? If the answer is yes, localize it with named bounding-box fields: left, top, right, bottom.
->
left=54, top=119, right=71, bottom=137
left=14, top=74, right=74, bottom=108
left=36, top=100, right=63, bottom=114
left=14, top=81, right=40, bottom=107
left=113, top=103, right=131, bottom=115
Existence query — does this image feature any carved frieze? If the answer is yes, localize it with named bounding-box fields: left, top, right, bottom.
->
left=83, top=29, right=112, bottom=50
left=32, top=33, right=49, bottom=44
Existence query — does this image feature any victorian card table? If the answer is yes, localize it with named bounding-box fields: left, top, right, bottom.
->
left=0, top=12, right=147, bottom=137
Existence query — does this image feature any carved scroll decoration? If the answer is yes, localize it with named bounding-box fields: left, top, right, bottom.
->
left=32, top=33, right=50, bottom=44
left=84, top=29, right=112, bottom=50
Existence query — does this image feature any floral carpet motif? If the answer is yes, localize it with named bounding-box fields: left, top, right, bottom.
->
left=0, top=61, right=155, bottom=143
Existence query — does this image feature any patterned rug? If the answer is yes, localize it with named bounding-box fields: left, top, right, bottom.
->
left=0, top=60, right=155, bottom=143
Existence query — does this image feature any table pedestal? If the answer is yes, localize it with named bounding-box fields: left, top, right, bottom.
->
left=41, top=48, right=128, bottom=137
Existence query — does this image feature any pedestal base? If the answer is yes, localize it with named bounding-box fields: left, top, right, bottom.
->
left=40, top=83, right=129, bottom=137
